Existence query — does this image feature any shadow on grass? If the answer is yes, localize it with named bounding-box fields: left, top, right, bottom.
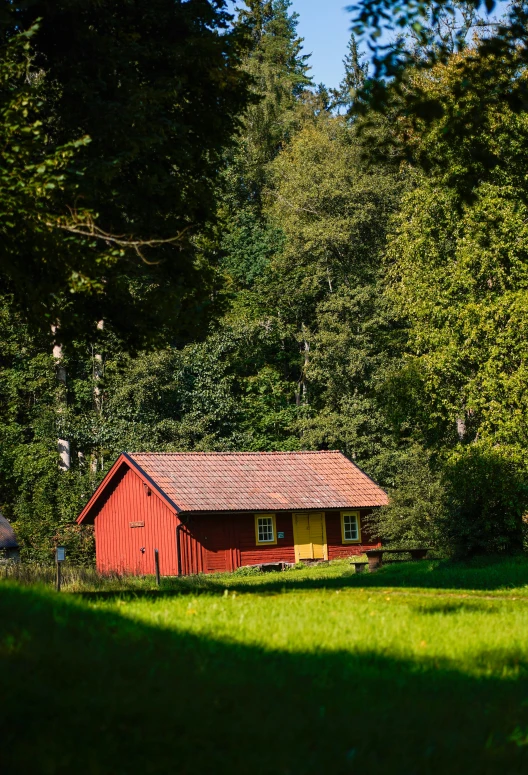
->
left=412, top=602, right=495, bottom=615
left=1, top=583, right=528, bottom=774
left=75, top=555, right=528, bottom=603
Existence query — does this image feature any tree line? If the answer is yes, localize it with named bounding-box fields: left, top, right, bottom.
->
left=1, top=0, right=527, bottom=561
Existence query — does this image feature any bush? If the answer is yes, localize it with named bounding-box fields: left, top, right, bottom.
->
left=231, top=565, right=263, bottom=577
left=366, top=445, right=445, bottom=549
left=19, top=521, right=95, bottom=566
left=441, top=444, right=528, bottom=557
left=369, top=442, right=528, bottom=558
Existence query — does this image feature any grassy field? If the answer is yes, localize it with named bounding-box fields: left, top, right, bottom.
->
left=2, top=557, right=528, bottom=774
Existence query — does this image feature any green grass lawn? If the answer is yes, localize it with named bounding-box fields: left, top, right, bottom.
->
left=2, top=557, right=528, bottom=774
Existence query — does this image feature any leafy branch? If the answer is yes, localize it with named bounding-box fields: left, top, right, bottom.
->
left=45, top=210, right=192, bottom=264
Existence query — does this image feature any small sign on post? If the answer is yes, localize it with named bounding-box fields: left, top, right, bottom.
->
left=55, top=546, right=66, bottom=592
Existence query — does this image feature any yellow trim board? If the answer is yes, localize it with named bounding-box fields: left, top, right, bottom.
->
left=254, top=513, right=277, bottom=545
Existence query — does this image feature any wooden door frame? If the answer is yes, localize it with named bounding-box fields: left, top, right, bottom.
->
left=292, top=511, right=328, bottom=563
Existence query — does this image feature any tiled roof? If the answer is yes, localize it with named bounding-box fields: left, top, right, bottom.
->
left=127, top=451, right=388, bottom=512
left=0, top=513, right=19, bottom=549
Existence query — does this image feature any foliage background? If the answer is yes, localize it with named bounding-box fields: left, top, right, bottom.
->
left=2, top=0, right=528, bottom=560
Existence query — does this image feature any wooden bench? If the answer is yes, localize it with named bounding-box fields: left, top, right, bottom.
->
left=365, top=548, right=430, bottom=572
left=351, top=561, right=369, bottom=573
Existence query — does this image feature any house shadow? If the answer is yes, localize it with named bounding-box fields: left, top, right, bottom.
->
left=1, top=583, right=527, bottom=774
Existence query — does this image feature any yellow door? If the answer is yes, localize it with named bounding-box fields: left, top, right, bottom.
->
left=293, top=512, right=312, bottom=561
left=310, top=513, right=326, bottom=559
left=293, top=512, right=327, bottom=562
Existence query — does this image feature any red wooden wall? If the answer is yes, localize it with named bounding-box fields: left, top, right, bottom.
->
left=178, top=510, right=379, bottom=575
left=326, top=510, right=377, bottom=560
left=178, top=513, right=298, bottom=575
left=94, top=465, right=179, bottom=575
left=92, top=465, right=380, bottom=575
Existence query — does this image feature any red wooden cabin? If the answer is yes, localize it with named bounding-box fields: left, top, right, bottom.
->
left=77, top=451, right=388, bottom=576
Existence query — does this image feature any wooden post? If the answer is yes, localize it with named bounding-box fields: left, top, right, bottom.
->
left=176, top=525, right=182, bottom=577
left=154, top=548, right=160, bottom=587
left=55, top=546, right=65, bottom=591
left=366, top=549, right=384, bottom=572
left=56, top=560, right=61, bottom=592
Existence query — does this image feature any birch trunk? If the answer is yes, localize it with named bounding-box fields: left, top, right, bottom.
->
left=295, top=324, right=310, bottom=407
left=52, top=324, right=71, bottom=471
left=301, top=324, right=309, bottom=405
left=91, top=320, right=104, bottom=475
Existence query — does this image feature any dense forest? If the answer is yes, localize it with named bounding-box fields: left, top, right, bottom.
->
left=1, top=0, right=528, bottom=562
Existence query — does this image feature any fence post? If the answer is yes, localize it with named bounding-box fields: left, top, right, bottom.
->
left=55, top=546, right=65, bottom=592
left=154, top=548, right=160, bottom=587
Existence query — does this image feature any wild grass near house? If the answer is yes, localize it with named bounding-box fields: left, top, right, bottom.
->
left=5, top=553, right=528, bottom=595
left=2, top=558, right=528, bottom=773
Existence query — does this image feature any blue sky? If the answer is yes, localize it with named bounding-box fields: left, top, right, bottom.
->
left=290, top=1, right=352, bottom=91
left=229, top=1, right=509, bottom=92
left=227, top=1, right=354, bottom=91
left=290, top=0, right=509, bottom=89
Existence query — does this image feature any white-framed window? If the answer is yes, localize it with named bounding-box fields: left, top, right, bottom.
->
left=255, top=514, right=277, bottom=545
left=341, top=511, right=360, bottom=543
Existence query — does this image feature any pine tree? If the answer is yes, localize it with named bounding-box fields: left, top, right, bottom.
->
left=331, top=33, right=368, bottom=114
left=219, top=1, right=313, bottom=295
left=227, top=0, right=312, bottom=207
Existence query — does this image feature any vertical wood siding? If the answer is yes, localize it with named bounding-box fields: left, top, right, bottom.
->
left=325, top=510, right=381, bottom=560
left=94, top=480, right=382, bottom=576
left=182, top=510, right=380, bottom=573
left=238, top=513, right=296, bottom=567
left=178, top=513, right=296, bottom=573
left=95, top=465, right=179, bottom=575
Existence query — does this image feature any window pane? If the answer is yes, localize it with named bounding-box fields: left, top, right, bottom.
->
left=344, top=514, right=358, bottom=541
left=258, top=517, right=274, bottom=542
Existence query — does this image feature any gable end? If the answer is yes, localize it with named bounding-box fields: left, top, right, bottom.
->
left=77, top=453, right=179, bottom=525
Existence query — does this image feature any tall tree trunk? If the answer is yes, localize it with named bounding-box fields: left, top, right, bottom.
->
left=301, top=324, right=309, bottom=405
left=295, top=324, right=310, bottom=407
left=52, top=324, right=71, bottom=471
left=91, top=320, right=104, bottom=476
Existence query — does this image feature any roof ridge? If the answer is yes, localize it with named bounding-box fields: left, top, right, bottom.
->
left=128, top=450, right=344, bottom=455
left=78, top=449, right=389, bottom=523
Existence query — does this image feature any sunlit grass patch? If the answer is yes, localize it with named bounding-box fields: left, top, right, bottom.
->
left=108, top=582, right=528, bottom=677
left=2, top=557, right=528, bottom=773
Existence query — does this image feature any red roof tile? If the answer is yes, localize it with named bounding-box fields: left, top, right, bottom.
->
left=127, top=451, right=388, bottom=512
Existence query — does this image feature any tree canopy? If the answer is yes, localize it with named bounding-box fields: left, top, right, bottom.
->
left=2, top=0, right=528, bottom=560
left=0, top=0, right=251, bottom=346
